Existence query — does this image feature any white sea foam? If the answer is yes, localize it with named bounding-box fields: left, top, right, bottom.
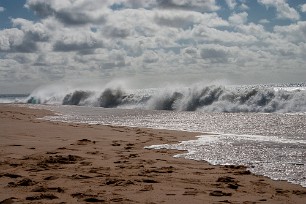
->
left=18, top=82, right=306, bottom=187
left=25, top=83, right=306, bottom=113
left=146, top=134, right=306, bottom=187
left=24, top=103, right=306, bottom=187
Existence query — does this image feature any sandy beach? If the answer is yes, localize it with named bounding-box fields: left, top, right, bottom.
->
left=0, top=105, right=305, bottom=203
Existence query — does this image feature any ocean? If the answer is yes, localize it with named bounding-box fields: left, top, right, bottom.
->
left=0, top=94, right=29, bottom=104
left=2, top=83, right=306, bottom=187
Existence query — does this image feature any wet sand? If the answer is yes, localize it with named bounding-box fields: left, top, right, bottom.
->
left=0, top=104, right=305, bottom=203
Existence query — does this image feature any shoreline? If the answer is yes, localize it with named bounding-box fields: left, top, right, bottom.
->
left=0, top=104, right=305, bottom=203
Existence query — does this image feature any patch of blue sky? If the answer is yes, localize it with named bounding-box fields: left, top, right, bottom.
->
left=0, top=0, right=39, bottom=29
left=109, top=2, right=125, bottom=11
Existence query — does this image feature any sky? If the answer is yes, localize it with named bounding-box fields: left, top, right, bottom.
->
left=0, top=0, right=306, bottom=94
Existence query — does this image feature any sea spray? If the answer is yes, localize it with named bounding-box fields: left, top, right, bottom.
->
left=26, top=83, right=306, bottom=113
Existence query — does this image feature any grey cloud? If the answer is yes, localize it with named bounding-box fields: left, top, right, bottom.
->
left=13, top=38, right=38, bottom=52
left=0, top=28, right=24, bottom=51
left=142, top=50, right=159, bottom=63
left=55, top=10, right=106, bottom=26
left=33, top=54, right=49, bottom=66
left=193, top=25, right=257, bottom=46
left=39, top=66, right=66, bottom=80
left=154, top=12, right=198, bottom=29
left=200, top=46, right=230, bottom=63
left=0, top=28, right=39, bottom=53
left=25, top=1, right=54, bottom=17
left=53, top=40, right=103, bottom=52
left=1, top=0, right=306, bottom=93
left=53, top=31, right=103, bottom=52
left=0, top=19, right=52, bottom=53
left=183, top=47, right=198, bottom=57
left=156, top=0, right=219, bottom=12
left=10, top=54, right=34, bottom=64
left=118, top=0, right=157, bottom=9
left=114, top=0, right=218, bottom=11
left=181, top=47, right=198, bottom=64
left=110, top=0, right=219, bottom=12
left=13, top=30, right=49, bottom=53
left=26, top=0, right=107, bottom=26
left=101, top=51, right=130, bottom=69
left=274, top=21, right=306, bottom=43
left=103, top=25, right=131, bottom=38
left=12, top=18, right=50, bottom=41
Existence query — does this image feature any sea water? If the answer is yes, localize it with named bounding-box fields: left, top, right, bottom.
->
left=9, top=83, right=306, bottom=187
left=0, top=94, right=29, bottom=104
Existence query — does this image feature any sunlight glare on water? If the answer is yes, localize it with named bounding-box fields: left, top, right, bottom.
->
left=27, top=104, right=306, bottom=187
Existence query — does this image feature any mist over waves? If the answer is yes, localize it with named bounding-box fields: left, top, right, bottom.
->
left=26, top=83, right=306, bottom=113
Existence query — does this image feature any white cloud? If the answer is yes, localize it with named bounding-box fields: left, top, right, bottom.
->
left=1, top=0, right=306, bottom=93
left=274, top=21, right=306, bottom=43
left=193, top=25, right=257, bottom=46
left=238, top=3, right=249, bottom=11
left=119, top=0, right=157, bottom=9
left=0, top=6, right=5, bottom=12
left=0, top=28, right=25, bottom=51
left=25, top=0, right=109, bottom=25
left=258, top=19, right=270, bottom=24
left=12, top=18, right=50, bottom=42
left=225, top=0, right=237, bottom=10
left=200, top=45, right=231, bottom=63
left=229, top=12, right=248, bottom=25
left=154, top=10, right=202, bottom=29
left=53, top=30, right=103, bottom=53
left=301, top=4, right=306, bottom=12
left=153, top=10, right=228, bottom=29
left=142, top=50, right=159, bottom=64
left=258, top=0, right=300, bottom=21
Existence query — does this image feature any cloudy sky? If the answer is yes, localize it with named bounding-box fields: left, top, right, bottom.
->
left=1, top=0, right=306, bottom=93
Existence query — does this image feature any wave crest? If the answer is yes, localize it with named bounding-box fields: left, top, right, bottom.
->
left=26, top=84, right=306, bottom=113
left=63, top=91, right=92, bottom=105
left=99, top=88, right=125, bottom=108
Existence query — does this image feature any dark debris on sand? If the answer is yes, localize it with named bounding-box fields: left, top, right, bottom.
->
left=39, top=155, right=83, bottom=165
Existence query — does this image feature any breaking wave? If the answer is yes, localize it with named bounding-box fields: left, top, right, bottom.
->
left=26, top=84, right=306, bottom=113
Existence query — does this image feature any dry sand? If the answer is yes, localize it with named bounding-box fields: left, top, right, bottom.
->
left=0, top=104, right=305, bottom=204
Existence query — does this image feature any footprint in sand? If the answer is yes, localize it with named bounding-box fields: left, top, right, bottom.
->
left=0, top=173, right=22, bottom=179
left=124, top=143, right=135, bottom=150
left=32, top=186, right=65, bottom=193
left=86, top=151, right=100, bottom=155
left=84, top=197, right=105, bottom=202
left=8, top=178, right=36, bottom=187
left=26, top=194, right=58, bottom=201
left=44, top=175, right=59, bottom=181
left=0, top=198, right=16, bottom=204
left=292, top=190, right=306, bottom=195
left=70, top=174, right=93, bottom=180
left=111, top=140, right=122, bottom=146
left=105, top=178, right=135, bottom=186
left=39, top=154, right=83, bottom=165
left=216, top=176, right=240, bottom=190
left=209, top=190, right=232, bottom=197
left=183, top=190, right=198, bottom=196
left=77, top=139, right=96, bottom=145
left=140, top=185, right=154, bottom=191
left=73, top=190, right=106, bottom=202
